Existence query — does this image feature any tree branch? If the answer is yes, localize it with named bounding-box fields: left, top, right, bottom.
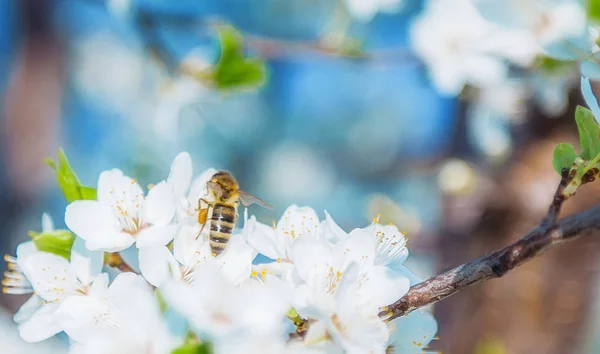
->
left=380, top=174, right=600, bottom=322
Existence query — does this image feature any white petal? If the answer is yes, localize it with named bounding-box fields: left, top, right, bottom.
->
left=326, top=310, right=388, bottom=354
left=41, top=213, right=54, bottom=232
left=84, top=232, right=135, bottom=252
left=70, top=237, right=104, bottom=285
left=16, top=241, right=38, bottom=260
left=188, top=168, right=218, bottom=202
left=18, top=303, right=62, bottom=342
left=96, top=169, right=125, bottom=204
left=582, top=77, right=600, bottom=123
left=333, top=228, right=376, bottom=271
left=275, top=205, right=321, bottom=259
left=56, top=296, right=116, bottom=343
left=321, top=211, right=347, bottom=243
left=291, top=236, right=331, bottom=282
left=366, top=223, right=409, bottom=266
left=88, top=273, right=110, bottom=298
left=167, top=151, right=193, bottom=197
left=217, top=236, right=256, bottom=284
left=139, top=246, right=180, bottom=287
left=145, top=180, right=176, bottom=225
left=277, top=205, right=321, bottom=239
left=14, top=294, right=43, bottom=324
left=65, top=200, right=121, bottom=245
left=246, top=220, right=281, bottom=260
left=20, top=253, right=80, bottom=302
left=173, top=221, right=205, bottom=265
left=135, top=224, right=178, bottom=248
left=108, top=272, right=150, bottom=298
left=358, top=266, right=410, bottom=308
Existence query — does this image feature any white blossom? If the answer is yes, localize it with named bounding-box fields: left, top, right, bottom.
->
left=66, top=273, right=175, bottom=353
left=65, top=169, right=177, bottom=252
left=162, top=263, right=290, bottom=340
left=139, top=218, right=256, bottom=287
left=4, top=153, right=439, bottom=353
left=475, top=0, right=589, bottom=59
left=9, top=243, right=103, bottom=342
left=410, top=0, right=537, bottom=95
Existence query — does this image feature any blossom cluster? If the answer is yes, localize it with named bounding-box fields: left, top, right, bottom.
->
left=411, top=0, right=595, bottom=96
left=3, top=152, right=437, bottom=354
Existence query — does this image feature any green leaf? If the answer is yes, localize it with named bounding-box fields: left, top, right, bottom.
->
left=211, top=25, right=266, bottom=90
left=589, top=0, right=600, bottom=24
left=79, top=186, right=97, bottom=200
left=552, top=143, right=578, bottom=175
left=46, top=149, right=97, bottom=202
left=29, top=230, right=76, bottom=261
left=171, top=342, right=212, bottom=354
left=575, top=106, right=600, bottom=160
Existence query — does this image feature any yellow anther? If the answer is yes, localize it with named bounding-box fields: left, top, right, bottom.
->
left=147, top=184, right=155, bottom=190
left=251, top=271, right=258, bottom=277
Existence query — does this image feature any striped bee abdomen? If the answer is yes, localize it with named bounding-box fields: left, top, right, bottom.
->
left=209, top=203, right=237, bottom=256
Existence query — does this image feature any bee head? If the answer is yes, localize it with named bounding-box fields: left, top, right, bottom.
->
left=209, top=171, right=240, bottom=202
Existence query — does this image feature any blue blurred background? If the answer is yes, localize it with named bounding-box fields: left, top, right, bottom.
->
left=2, top=0, right=600, bottom=353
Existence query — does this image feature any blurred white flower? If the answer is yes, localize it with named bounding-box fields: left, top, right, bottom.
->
left=410, top=0, right=537, bottom=95
left=153, top=76, right=208, bottom=142
left=162, top=263, right=290, bottom=339
left=72, top=33, right=147, bottom=115
left=344, top=0, right=404, bottom=22
left=260, top=143, right=336, bottom=202
left=475, top=0, right=589, bottom=59
left=66, top=273, right=175, bottom=353
left=532, top=68, right=576, bottom=116
left=65, top=169, right=177, bottom=252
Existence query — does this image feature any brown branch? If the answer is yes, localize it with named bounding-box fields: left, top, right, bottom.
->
left=541, top=169, right=570, bottom=227
left=381, top=197, right=600, bottom=321
left=104, top=252, right=135, bottom=273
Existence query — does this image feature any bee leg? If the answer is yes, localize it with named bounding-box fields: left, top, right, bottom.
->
left=196, top=198, right=212, bottom=240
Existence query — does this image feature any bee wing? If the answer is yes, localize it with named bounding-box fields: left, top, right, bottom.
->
left=238, top=191, right=273, bottom=210
left=206, top=181, right=223, bottom=197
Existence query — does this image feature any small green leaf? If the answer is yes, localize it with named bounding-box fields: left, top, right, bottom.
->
left=552, top=143, right=578, bottom=175
left=211, top=25, right=266, bottom=90
left=29, top=230, right=76, bottom=261
left=575, top=106, right=600, bottom=160
left=171, top=342, right=212, bottom=354
left=46, top=149, right=97, bottom=202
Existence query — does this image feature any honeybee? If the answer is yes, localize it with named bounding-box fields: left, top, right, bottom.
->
left=198, top=171, right=272, bottom=256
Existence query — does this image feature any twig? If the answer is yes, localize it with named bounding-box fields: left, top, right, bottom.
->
left=104, top=252, right=135, bottom=273
left=380, top=181, right=600, bottom=321
left=541, top=169, right=570, bottom=227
